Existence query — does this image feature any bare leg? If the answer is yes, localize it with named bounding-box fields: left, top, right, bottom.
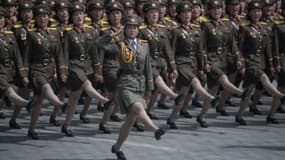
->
left=155, top=76, right=177, bottom=98
left=11, top=88, right=30, bottom=121
left=199, top=85, right=219, bottom=120
left=42, top=84, right=64, bottom=107
left=146, top=89, right=159, bottom=113
left=269, top=87, right=285, bottom=117
left=29, top=94, right=45, bottom=131
left=260, top=74, right=284, bottom=97
left=80, top=96, right=92, bottom=117
left=6, top=87, right=29, bottom=106
left=63, top=89, right=82, bottom=128
left=82, top=80, right=108, bottom=103
left=219, top=74, right=243, bottom=95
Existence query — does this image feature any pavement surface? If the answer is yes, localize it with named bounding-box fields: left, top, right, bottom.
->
left=0, top=96, right=285, bottom=160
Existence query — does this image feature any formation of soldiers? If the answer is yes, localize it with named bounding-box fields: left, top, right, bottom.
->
left=0, top=0, right=285, bottom=159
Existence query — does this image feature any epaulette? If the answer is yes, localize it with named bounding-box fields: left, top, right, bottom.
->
left=50, top=23, right=58, bottom=27
left=191, top=24, right=200, bottom=28
left=64, top=27, right=73, bottom=31
left=28, top=28, right=36, bottom=32
left=48, top=27, right=57, bottom=31
left=101, top=26, right=111, bottom=31
left=259, top=21, right=267, bottom=25
left=241, top=21, right=250, bottom=26
left=83, top=24, right=93, bottom=28
left=200, top=16, right=210, bottom=22
left=139, top=24, right=147, bottom=30
left=138, top=39, right=148, bottom=43
left=13, top=24, right=23, bottom=29
left=157, top=24, right=166, bottom=28
left=221, top=17, right=230, bottom=21
left=49, top=18, right=56, bottom=23
left=4, top=30, right=13, bottom=34
left=164, top=17, right=174, bottom=22
left=274, top=20, right=285, bottom=25
left=240, top=15, right=245, bottom=19
left=172, top=25, right=179, bottom=30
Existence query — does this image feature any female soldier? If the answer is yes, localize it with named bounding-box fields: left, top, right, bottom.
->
left=197, top=0, right=245, bottom=128
left=9, top=1, right=34, bottom=129
left=0, top=7, right=30, bottom=121
left=166, top=1, right=219, bottom=129
left=24, top=4, right=68, bottom=139
left=105, top=15, right=165, bottom=160
left=236, top=1, right=284, bottom=125
left=62, top=2, right=109, bottom=137
left=140, top=2, right=180, bottom=120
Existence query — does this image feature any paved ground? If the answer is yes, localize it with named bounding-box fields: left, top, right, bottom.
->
left=0, top=96, right=285, bottom=160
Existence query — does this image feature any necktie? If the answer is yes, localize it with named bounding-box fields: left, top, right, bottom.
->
left=131, top=40, right=137, bottom=52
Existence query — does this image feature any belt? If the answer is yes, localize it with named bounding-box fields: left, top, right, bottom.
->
left=31, top=58, right=50, bottom=66
left=119, top=69, right=144, bottom=76
left=256, top=49, right=263, bottom=56
left=70, top=54, right=86, bottom=61
left=153, top=50, right=161, bottom=59
left=208, top=47, right=224, bottom=55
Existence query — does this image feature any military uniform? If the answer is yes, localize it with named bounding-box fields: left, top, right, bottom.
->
left=96, top=2, right=125, bottom=92
left=239, top=20, right=273, bottom=88
left=2, top=0, right=18, bottom=30
left=139, top=2, right=176, bottom=78
left=202, top=16, right=240, bottom=88
left=0, top=27, right=26, bottom=98
left=171, top=18, right=205, bottom=90
left=23, top=5, right=66, bottom=95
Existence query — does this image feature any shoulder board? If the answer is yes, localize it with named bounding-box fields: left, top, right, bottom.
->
left=221, top=18, right=230, bottom=21
left=138, top=39, right=148, bottom=43
left=83, top=24, right=93, bottom=28
left=200, top=16, right=210, bottom=22
left=50, top=23, right=58, bottom=27
left=172, top=25, right=180, bottom=30
left=28, top=28, right=36, bottom=32
left=101, top=21, right=109, bottom=25
left=157, top=24, right=166, bottom=28
left=48, top=27, right=57, bottom=31
left=259, top=21, right=267, bottom=25
left=31, top=20, right=35, bottom=23
left=241, top=21, right=250, bottom=26
left=164, top=17, right=173, bottom=22
left=49, top=18, right=56, bottom=23
left=85, top=16, right=91, bottom=21
left=191, top=24, right=200, bottom=28
left=4, top=30, right=13, bottom=34
left=239, top=15, right=245, bottom=19
left=274, top=20, right=285, bottom=25
left=64, top=27, right=73, bottom=31
left=14, top=24, right=23, bottom=29
left=139, top=24, right=147, bottom=30
left=101, top=26, right=111, bottom=31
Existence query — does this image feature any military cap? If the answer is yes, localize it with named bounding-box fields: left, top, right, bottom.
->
left=192, top=0, right=202, bottom=6
left=247, top=1, right=263, bottom=11
left=121, top=0, right=135, bottom=8
left=143, top=2, right=159, bottom=12
left=19, top=1, right=34, bottom=11
left=36, top=0, right=51, bottom=6
left=87, top=0, right=104, bottom=12
left=225, top=0, right=240, bottom=5
left=158, top=0, right=168, bottom=6
left=1, top=0, right=17, bottom=6
left=0, top=7, right=7, bottom=17
left=54, top=0, right=70, bottom=11
left=207, top=0, right=223, bottom=9
left=135, top=0, right=147, bottom=4
left=34, top=4, right=51, bottom=16
left=70, top=2, right=86, bottom=13
left=168, top=0, right=179, bottom=5
left=263, top=0, right=275, bottom=6
left=123, top=15, right=140, bottom=25
left=106, top=2, right=123, bottom=14
left=176, top=1, right=192, bottom=13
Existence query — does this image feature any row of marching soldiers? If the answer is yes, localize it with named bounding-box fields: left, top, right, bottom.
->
left=0, top=0, right=285, bottom=146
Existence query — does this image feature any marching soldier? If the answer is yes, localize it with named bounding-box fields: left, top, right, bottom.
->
left=166, top=1, right=219, bottom=129
left=104, top=15, right=165, bottom=160
left=9, top=1, right=34, bottom=129
left=197, top=0, right=245, bottom=128
left=135, top=0, right=147, bottom=23
left=121, top=0, right=136, bottom=16
left=96, top=2, right=125, bottom=134
left=24, top=4, right=68, bottom=139
left=270, top=0, right=285, bottom=123
left=2, top=0, right=18, bottom=30
left=0, top=6, right=30, bottom=121
left=62, top=2, right=109, bottom=137
left=236, top=1, right=284, bottom=125
left=140, top=2, right=179, bottom=120
left=49, top=0, right=71, bottom=126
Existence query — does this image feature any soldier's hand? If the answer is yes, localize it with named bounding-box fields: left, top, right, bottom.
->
left=22, top=77, right=29, bottom=87
left=270, top=67, right=276, bottom=75
left=95, top=74, right=104, bottom=83
left=198, top=70, right=206, bottom=81
left=61, top=74, right=67, bottom=83
left=204, top=64, right=211, bottom=72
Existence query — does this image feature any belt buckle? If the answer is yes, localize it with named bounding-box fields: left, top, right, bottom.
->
left=4, top=59, right=10, bottom=66
left=80, top=54, right=85, bottom=61
left=133, top=70, right=138, bottom=75
left=217, top=47, right=223, bottom=55
left=154, top=51, right=159, bottom=59
left=43, top=59, right=49, bottom=66
left=256, top=49, right=262, bottom=56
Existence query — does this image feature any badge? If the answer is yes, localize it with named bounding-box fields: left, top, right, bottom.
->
left=37, top=38, right=42, bottom=45
left=147, top=34, right=152, bottom=40
left=20, top=32, right=27, bottom=40
left=181, top=33, right=186, bottom=39
left=249, top=31, right=256, bottom=38
left=75, top=37, right=79, bottom=43
left=212, top=29, right=216, bottom=35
